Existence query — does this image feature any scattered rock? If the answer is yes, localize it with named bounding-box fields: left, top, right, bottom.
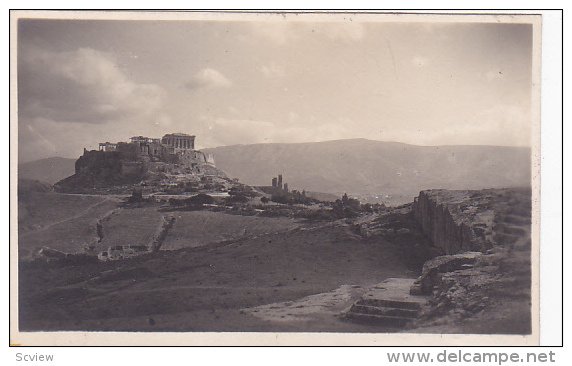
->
left=411, top=252, right=482, bottom=295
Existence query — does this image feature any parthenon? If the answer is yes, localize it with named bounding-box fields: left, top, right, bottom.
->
left=93, top=133, right=204, bottom=163
left=161, top=133, right=195, bottom=150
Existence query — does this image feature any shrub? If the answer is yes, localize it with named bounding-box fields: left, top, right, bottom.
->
left=270, top=193, right=289, bottom=204
left=165, top=187, right=184, bottom=195
left=296, top=208, right=336, bottom=221
left=229, top=186, right=258, bottom=198
left=169, top=198, right=183, bottom=206
left=226, top=194, right=249, bottom=204
left=189, top=193, right=214, bottom=205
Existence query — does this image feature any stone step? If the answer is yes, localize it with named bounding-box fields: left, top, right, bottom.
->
left=344, top=312, right=414, bottom=327
left=343, top=278, right=428, bottom=328
left=495, top=223, right=529, bottom=236
left=506, top=206, right=531, bottom=217
left=513, top=237, right=532, bottom=250
left=349, top=304, right=419, bottom=318
left=501, top=214, right=531, bottom=225
left=493, top=232, right=522, bottom=245
left=358, top=297, right=423, bottom=310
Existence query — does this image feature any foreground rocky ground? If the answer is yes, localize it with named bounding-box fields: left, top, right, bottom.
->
left=17, top=187, right=532, bottom=334
left=19, top=212, right=429, bottom=332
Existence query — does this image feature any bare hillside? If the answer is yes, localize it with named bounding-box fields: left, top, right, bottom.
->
left=18, top=157, right=75, bottom=184
left=204, top=139, right=531, bottom=196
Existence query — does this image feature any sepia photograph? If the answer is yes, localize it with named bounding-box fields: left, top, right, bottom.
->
left=10, top=10, right=542, bottom=346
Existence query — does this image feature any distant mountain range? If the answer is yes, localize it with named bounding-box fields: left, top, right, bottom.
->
left=203, top=139, right=531, bottom=196
left=19, top=139, right=531, bottom=198
left=18, top=157, right=75, bottom=185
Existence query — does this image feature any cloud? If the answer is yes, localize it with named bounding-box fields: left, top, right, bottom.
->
left=251, top=22, right=292, bottom=45
left=19, top=112, right=175, bottom=162
left=19, top=47, right=166, bottom=124
left=186, top=68, right=232, bottom=89
left=484, top=70, right=505, bottom=82
left=316, top=22, right=366, bottom=42
left=247, top=21, right=366, bottom=45
left=411, top=56, right=429, bottom=68
left=260, top=63, right=285, bottom=78
left=202, top=117, right=355, bottom=148
left=403, top=103, right=531, bottom=147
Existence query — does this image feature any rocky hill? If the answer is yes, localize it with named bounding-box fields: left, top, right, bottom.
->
left=53, top=145, right=228, bottom=194
left=203, top=139, right=531, bottom=197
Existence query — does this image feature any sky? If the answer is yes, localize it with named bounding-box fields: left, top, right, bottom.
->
left=17, top=14, right=534, bottom=163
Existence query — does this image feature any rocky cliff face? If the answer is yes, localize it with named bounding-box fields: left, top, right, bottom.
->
left=409, top=188, right=532, bottom=334
left=413, top=190, right=496, bottom=254
left=54, top=147, right=227, bottom=194
left=55, top=151, right=144, bottom=192
left=413, top=188, right=531, bottom=254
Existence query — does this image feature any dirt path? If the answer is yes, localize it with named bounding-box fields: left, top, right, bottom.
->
left=20, top=197, right=117, bottom=238
left=243, top=284, right=366, bottom=323
left=160, top=210, right=303, bottom=250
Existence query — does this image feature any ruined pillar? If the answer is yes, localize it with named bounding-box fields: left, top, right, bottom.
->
left=272, top=177, right=277, bottom=187
left=284, top=183, right=289, bottom=193
left=278, top=174, right=283, bottom=190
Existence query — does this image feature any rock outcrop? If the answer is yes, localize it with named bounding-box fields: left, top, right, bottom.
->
left=413, top=190, right=496, bottom=254
left=55, top=151, right=143, bottom=192
left=413, top=188, right=531, bottom=252
left=410, top=252, right=482, bottom=295
left=409, top=188, right=532, bottom=334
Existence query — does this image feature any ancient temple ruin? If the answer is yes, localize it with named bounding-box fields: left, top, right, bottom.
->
left=270, top=174, right=289, bottom=193
left=56, top=133, right=222, bottom=192
left=94, top=133, right=214, bottom=166
left=161, top=133, right=195, bottom=151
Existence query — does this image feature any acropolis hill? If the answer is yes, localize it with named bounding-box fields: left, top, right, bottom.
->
left=55, top=133, right=229, bottom=194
